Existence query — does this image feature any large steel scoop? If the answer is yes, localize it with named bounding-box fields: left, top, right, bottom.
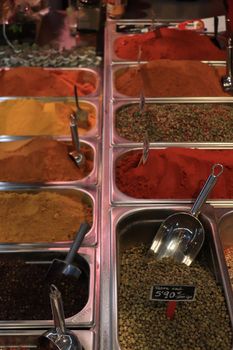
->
left=45, top=222, right=90, bottom=282
left=149, top=164, right=223, bottom=266
left=38, top=285, right=82, bottom=350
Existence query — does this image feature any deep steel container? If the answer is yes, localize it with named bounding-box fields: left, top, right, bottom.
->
left=0, top=137, right=99, bottom=187
left=111, top=62, right=227, bottom=100
left=0, top=247, right=96, bottom=329
left=111, top=145, right=233, bottom=205
left=0, top=185, right=98, bottom=246
left=0, top=67, right=101, bottom=98
left=110, top=205, right=233, bottom=349
left=111, top=98, right=233, bottom=146
left=0, top=97, right=101, bottom=140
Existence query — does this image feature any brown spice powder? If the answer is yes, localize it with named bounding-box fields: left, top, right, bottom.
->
left=0, top=67, right=97, bottom=97
left=115, top=60, right=231, bottom=97
left=0, top=137, right=93, bottom=182
left=0, top=191, right=93, bottom=242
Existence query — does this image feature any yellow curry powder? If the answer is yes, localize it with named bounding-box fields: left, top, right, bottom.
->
left=0, top=99, right=96, bottom=136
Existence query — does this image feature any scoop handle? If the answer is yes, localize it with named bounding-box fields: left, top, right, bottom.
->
left=50, top=284, right=66, bottom=336
left=226, top=37, right=233, bottom=78
left=70, top=114, right=80, bottom=153
left=74, top=85, right=81, bottom=111
left=191, top=164, right=223, bottom=217
left=65, top=222, right=90, bottom=265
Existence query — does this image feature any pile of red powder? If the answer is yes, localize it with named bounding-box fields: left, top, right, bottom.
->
left=115, top=147, right=233, bottom=199
left=114, top=28, right=226, bottom=61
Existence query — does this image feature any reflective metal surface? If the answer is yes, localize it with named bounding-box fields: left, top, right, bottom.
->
left=39, top=285, right=83, bottom=350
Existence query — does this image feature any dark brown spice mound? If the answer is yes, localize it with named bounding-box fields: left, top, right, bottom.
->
left=0, top=254, right=89, bottom=320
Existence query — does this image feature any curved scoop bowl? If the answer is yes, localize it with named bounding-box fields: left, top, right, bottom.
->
left=149, top=163, right=223, bottom=265
left=38, top=329, right=82, bottom=350
left=149, top=212, right=205, bottom=266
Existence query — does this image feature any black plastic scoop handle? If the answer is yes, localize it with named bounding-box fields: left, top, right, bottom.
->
left=45, top=222, right=90, bottom=282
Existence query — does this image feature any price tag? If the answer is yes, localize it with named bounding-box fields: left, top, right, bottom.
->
left=150, top=285, right=196, bottom=302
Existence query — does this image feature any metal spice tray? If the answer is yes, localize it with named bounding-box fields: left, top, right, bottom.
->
left=0, top=185, right=98, bottom=247
left=0, top=96, right=101, bottom=140
left=0, top=67, right=101, bottom=98
left=111, top=62, right=227, bottom=100
left=0, top=247, right=95, bottom=329
left=110, top=98, right=233, bottom=146
left=107, top=20, right=226, bottom=64
left=110, top=205, right=233, bottom=349
left=0, top=329, right=95, bottom=350
left=210, top=202, right=233, bottom=250
left=0, top=136, right=99, bottom=187
left=110, top=145, right=233, bottom=205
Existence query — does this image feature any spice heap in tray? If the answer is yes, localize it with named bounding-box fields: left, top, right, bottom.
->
left=0, top=253, right=89, bottom=320
left=114, top=28, right=226, bottom=61
left=119, top=244, right=232, bottom=350
left=0, top=66, right=98, bottom=97
left=0, top=138, right=94, bottom=183
left=115, top=147, right=233, bottom=199
left=114, top=60, right=230, bottom=98
left=115, top=103, right=233, bottom=143
left=0, top=191, right=93, bottom=242
left=0, top=98, right=96, bottom=136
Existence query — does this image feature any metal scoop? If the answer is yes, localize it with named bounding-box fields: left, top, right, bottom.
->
left=222, top=37, right=233, bottom=92
left=74, top=85, right=89, bottom=129
left=149, top=164, right=223, bottom=266
left=45, top=222, right=90, bottom=282
left=137, top=45, right=146, bottom=115
left=137, top=132, right=149, bottom=167
left=38, top=285, right=82, bottom=350
left=69, top=114, right=85, bottom=167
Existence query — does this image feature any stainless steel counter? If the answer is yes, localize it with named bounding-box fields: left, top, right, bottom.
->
left=100, top=18, right=233, bottom=350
